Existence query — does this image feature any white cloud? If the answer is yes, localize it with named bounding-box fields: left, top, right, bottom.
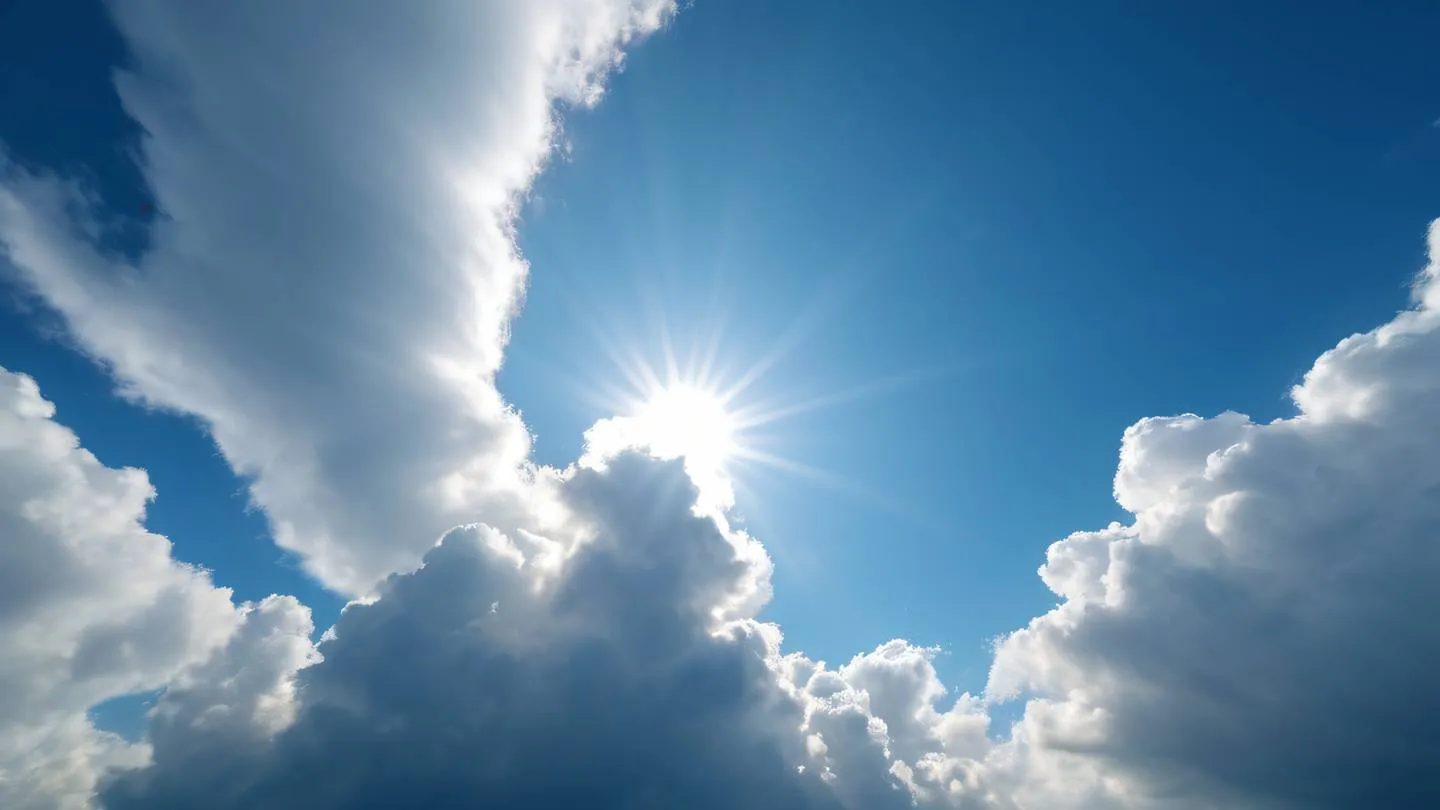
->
left=981, top=226, right=1440, bottom=808
left=0, top=0, right=674, bottom=596
left=5, top=2, right=1440, bottom=808
left=0, top=367, right=241, bottom=809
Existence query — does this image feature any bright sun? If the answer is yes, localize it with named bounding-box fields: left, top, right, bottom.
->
left=585, top=314, right=912, bottom=511
left=635, top=384, right=738, bottom=468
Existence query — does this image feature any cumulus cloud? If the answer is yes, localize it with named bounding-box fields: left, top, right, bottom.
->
left=6, top=2, right=1440, bottom=809
left=0, top=0, right=674, bottom=595
left=97, top=442, right=1002, bottom=810
left=0, top=367, right=241, bottom=809
left=100, top=452, right=850, bottom=810
left=984, top=225, right=1440, bottom=809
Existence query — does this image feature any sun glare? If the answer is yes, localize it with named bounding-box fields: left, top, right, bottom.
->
left=635, top=383, right=738, bottom=469
left=578, top=303, right=939, bottom=519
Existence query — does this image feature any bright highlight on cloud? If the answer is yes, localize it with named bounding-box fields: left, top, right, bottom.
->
left=637, top=384, right=739, bottom=468
left=583, top=380, right=744, bottom=515
left=3, top=2, right=1440, bottom=809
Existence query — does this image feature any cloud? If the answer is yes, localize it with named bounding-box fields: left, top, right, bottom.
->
left=983, top=223, right=1440, bottom=808
left=6, top=2, right=1440, bottom=808
left=0, top=0, right=674, bottom=596
left=0, top=367, right=241, bottom=809
left=99, top=452, right=856, bottom=810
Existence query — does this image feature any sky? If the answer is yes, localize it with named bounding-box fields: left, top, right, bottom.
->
left=2, top=2, right=1440, bottom=809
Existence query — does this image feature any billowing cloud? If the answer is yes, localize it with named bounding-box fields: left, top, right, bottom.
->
left=96, top=440, right=997, bottom=810
left=99, top=451, right=843, bottom=809
left=0, top=367, right=241, bottom=809
left=5, top=1, right=1440, bottom=808
left=0, top=0, right=674, bottom=595
left=983, top=224, right=1440, bottom=809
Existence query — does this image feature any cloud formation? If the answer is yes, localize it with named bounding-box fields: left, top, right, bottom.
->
left=984, top=226, right=1440, bottom=809
left=89, top=443, right=971, bottom=810
left=101, top=453, right=843, bottom=809
left=3, top=2, right=1440, bottom=809
left=0, top=367, right=240, bottom=809
left=0, top=0, right=673, bottom=595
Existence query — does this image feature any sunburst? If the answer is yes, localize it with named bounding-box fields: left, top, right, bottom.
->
left=559, top=286, right=952, bottom=527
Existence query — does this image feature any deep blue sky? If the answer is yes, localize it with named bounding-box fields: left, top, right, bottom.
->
left=4, top=0, right=1440, bottom=703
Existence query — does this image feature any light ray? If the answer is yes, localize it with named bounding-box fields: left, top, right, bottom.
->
left=658, top=310, right=681, bottom=389
left=729, top=446, right=942, bottom=533
left=716, top=273, right=866, bottom=406
left=728, top=364, right=958, bottom=432
left=693, top=317, right=726, bottom=390
left=557, top=247, right=965, bottom=535
left=574, top=310, right=949, bottom=525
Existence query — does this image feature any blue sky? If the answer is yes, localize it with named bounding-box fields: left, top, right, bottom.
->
left=4, top=2, right=1440, bottom=808
left=503, top=0, right=1440, bottom=677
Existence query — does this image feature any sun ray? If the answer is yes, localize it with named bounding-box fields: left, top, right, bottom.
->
left=658, top=311, right=681, bottom=389
left=729, top=446, right=940, bottom=533
left=574, top=307, right=657, bottom=407
left=727, top=364, right=958, bottom=432
left=693, top=317, right=726, bottom=391
left=715, top=268, right=874, bottom=406
left=563, top=259, right=962, bottom=533
left=717, top=300, right=828, bottom=405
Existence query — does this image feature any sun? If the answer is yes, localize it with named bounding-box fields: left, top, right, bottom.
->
left=577, top=306, right=939, bottom=517
left=634, top=383, right=738, bottom=469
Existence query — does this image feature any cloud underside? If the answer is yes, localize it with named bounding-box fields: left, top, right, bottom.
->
left=3, top=2, right=1440, bottom=809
